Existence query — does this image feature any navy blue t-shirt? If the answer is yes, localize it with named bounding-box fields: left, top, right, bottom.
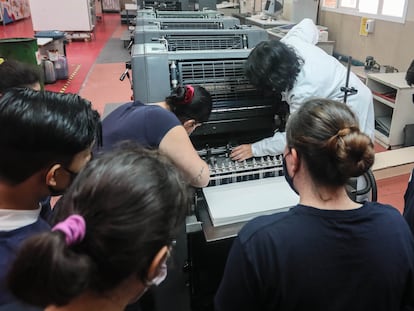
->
left=0, top=219, right=50, bottom=305
left=215, top=202, right=414, bottom=311
left=101, top=101, right=181, bottom=152
left=404, top=169, right=414, bottom=236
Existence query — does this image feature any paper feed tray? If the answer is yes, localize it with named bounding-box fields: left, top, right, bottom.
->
left=202, top=176, right=299, bottom=227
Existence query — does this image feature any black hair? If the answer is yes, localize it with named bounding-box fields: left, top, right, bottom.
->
left=245, top=40, right=302, bottom=94
left=406, top=59, right=414, bottom=86
left=286, top=98, right=375, bottom=186
left=0, top=59, right=43, bottom=92
left=165, top=85, right=212, bottom=123
left=7, top=144, right=189, bottom=308
left=0, top=88, right=102, bottom=185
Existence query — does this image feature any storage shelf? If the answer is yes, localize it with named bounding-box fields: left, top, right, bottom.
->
left=372, top=94, right=395, bottom=108
left=367, top=72, right=414, bottom=149
left=375, top=130, right=390, bottom=148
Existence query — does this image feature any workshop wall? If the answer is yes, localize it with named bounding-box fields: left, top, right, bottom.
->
left=318, top=1, right=414, bottom=73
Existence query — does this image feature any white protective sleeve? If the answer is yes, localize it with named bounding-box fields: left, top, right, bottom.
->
left=251, top=131, right=286, bottom=157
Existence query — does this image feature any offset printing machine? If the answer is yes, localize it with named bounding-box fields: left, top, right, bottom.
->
left=135, top=8, right=240, bottom=28
left=136, top=0, right=216, bottom=11
left=137, top=0, right=188, bottom=11
left=137, top=7, right=223, bottom=18
left=131, top=43, right=297, bottom=310
left=133, top=24, right=268, bottom=50
left=154, top=9, right=222, bottom=17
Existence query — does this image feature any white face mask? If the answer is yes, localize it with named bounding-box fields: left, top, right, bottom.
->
left=148, top=260, right=168, bottom=286
left=129, top=260, right=169, bottom=304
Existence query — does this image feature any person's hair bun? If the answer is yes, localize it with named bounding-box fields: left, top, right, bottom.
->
left=326, top=126, right=374, bottom=178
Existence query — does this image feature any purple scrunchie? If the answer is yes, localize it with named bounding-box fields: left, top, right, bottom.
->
left=52, top=214, right=86, bottom=246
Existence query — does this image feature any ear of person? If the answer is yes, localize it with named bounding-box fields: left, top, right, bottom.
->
left=289, top=148, right=300, bottom=175
left=45, top=164, right=62, bottom=187
left=284, top=148, right=298, bottom=174
left=146, top=245, right=169, bottom=281
left=182, top=119, right=197, bottom=134
left=183, top=119, right=195, bottom=128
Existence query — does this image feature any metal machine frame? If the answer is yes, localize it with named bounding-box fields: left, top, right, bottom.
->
left=136, top=0, right=216, bottom=11
left=135, top=9, right=239, bottom=28
left=133, top=24, right=268, bottom=50
left=136, top=8, right=224, bottom=18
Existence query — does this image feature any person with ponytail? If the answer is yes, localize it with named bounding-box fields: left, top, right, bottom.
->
left=101, top=84, right=212, bottom=188
left=215, top=98, right=414, bottom=311
left=7, top=144, right=189, bottom=311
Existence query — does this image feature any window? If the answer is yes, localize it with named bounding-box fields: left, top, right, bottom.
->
left=382, top=0, right=405, bottom=17
left=321, top=0, right=408, bottom=23
left=340, top=0, right=357, bottom=9
left=359, top=0, right=378, bottom=15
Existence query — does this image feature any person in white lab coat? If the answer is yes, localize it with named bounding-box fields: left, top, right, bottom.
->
left=230, top=18, right=374, bottom=161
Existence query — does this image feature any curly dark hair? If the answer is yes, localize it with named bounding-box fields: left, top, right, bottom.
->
left=245, top=40, right=303, bottom=94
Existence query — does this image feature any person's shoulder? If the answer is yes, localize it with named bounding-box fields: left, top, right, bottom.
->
left=17, top=218, right=50, bottom=239
left=145, top=104, right=169, bottom=114
left=103, top=101, right=137, bottom=119
left=0, top=218, right=49, bottom=257
left=283, top=18, right=319, bottom=46
left=365, top=201, right=408, bottom=222
left=145, top=105, right=180, bottom=124
left=366, top=201, right=401, bottom=214
left=238, top=209, right=296, bottom=244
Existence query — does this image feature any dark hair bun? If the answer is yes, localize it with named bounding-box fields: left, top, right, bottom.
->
left=167, top=86, right=186, bottom=104
left=330, top=127, right=374, bottom=178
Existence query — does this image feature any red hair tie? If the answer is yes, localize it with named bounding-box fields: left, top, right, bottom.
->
left=183, top=85, right=195, bottom=104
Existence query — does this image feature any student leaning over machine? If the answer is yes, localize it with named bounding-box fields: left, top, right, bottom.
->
left=230, top=18, right=374, bottom=162
left=101, top=84, right=212, bottom=188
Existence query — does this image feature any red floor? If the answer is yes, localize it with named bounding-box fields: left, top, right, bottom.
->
left=0, top=14, right=128, bottom=98
left=0, top=14, right=410, bottom=213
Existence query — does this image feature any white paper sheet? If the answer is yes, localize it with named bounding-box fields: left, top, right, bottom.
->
left=203, top=176, right=299, bottom=227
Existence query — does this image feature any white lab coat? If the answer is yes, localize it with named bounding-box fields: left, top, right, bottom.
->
left=251, top=18, right=375, bottom=157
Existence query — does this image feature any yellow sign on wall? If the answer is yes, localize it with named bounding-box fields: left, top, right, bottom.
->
left=360, top=17, right=368, bottom=36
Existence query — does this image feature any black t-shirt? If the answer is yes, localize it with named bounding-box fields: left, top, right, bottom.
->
left=215, top=202, right=414, bottom=311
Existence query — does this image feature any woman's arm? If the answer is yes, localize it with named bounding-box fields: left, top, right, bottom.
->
left=159, top=125, right=210, bottom=188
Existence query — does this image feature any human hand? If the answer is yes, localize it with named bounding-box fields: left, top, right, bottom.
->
left=230, top=144, right=253, bottom=162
